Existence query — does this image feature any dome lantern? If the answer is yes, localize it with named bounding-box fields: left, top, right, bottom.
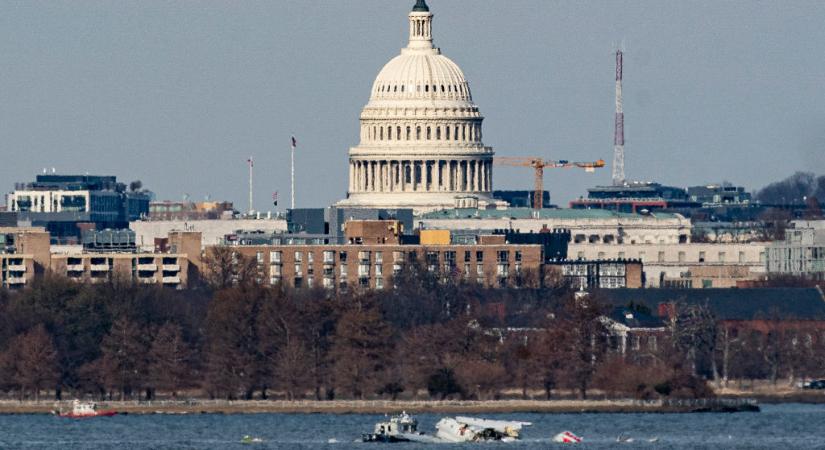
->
left=407, top=1, right=434, bottom=50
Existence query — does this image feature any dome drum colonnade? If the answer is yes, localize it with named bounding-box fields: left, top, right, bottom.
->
left=338, top=0, right=499, bottom=212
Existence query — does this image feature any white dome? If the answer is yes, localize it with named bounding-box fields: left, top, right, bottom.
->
left=370, top=52, right=472, bottom=102
left=337, top=1, right=503, bottom=214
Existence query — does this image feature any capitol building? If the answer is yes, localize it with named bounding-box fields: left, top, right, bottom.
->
left=337, top=0, right=504, bottom=214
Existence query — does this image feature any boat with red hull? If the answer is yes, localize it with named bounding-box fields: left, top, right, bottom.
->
left=57, top=400, right=117, bottom=418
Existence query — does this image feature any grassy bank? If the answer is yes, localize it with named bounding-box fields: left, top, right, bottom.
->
left=0, top=398, right=758, bottom=415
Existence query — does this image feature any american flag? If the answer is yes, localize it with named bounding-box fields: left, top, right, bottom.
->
left=291, top=136, right=297, bottom=149
left=247, top=157, right=253, bottom=167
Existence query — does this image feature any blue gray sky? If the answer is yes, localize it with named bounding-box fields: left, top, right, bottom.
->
left=2, top=1, right=824, bottom=210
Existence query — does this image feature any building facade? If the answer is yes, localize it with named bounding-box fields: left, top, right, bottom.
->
left=569, top=242, right=767, bottom=288
left=336, top=0, right=501, bottom=213
left=420, top=208, right=692, bottom=246
left=766, top=220, right=825, bottom=279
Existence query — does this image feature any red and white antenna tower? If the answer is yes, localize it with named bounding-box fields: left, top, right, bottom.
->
left=612, top=48, right=625, bottom=186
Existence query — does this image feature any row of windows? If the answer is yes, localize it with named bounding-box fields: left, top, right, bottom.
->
left=572, top=234, right=689, bottom=245
left=365, top=123, right=480, bottom=142
left=261, top=249, right=515, bottom=265
left=375, top=82, right=469, bottom=97
left=574, top=250, right=764, bottom=264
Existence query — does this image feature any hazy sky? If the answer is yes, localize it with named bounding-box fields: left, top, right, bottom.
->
left=2, top=1, right=824, bottom=211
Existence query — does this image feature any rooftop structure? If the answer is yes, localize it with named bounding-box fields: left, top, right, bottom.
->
left=687, top=184, right=752, bottom=206
left=336, top=0, right=501, bottom=213
left=148, top=200, right=235, bottom=221
left=6, top=174, right=151, bottom=242
left=571, top=181, right=700, bottom=213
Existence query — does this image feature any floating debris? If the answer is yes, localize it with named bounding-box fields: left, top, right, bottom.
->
left=552, top=431, right=583, bottom=444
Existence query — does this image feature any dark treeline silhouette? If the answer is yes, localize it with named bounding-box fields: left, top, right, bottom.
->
left=756, top=171, right=825, bottom=207
left=1, top=261, right=823, bottom=401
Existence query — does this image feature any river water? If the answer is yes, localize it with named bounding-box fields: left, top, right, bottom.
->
left=0, top=403, right=822, bottom=449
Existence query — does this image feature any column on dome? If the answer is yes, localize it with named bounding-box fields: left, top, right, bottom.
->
left=470, top=161, right=477, bottom=192
left=378, top=161, right=384, bottom=192
left=373, top=161, right=378, bottom=192
left=465, top=161, right=471, bottom=192
left=480, top=161, right=486, bottom=192
left=456, top=161, right=464, bottom=192
left=352, top=160, right=361, bottom=192
left=434, top=160, right=441, bottom=191
left=484, top=161, right=493, bottom=191
left=349, top=162, right=354, bottom=192
left=383, top=161, right=389, bottom=192
left=363, top=161, right=369, bottom=192
left=402, top=161, right=409, bottom=192
left=390, top=161, right=398, bottom=192
left=450, top=160, right=456, bottom=191
left=425, top=161, right=431, bottom=191
left=451, top=160, right=458, bottom=191
left=354, top=161, right=360, bottom=192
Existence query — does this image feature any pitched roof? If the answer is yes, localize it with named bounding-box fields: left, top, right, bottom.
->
left=601, top=288, right=825, bottom=321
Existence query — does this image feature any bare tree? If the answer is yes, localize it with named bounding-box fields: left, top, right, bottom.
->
left=100, top=318, right=147, bottom=400
left=202, top=247, right=258, bottom=290
left=147, top=322, right=192, bottom=398
left=331, top=294, right=393, bottom=399
left=8, top=325, right=60, bottom=400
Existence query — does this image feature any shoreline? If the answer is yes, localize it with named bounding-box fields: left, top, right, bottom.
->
left=0, top=399, right=759, bottom=415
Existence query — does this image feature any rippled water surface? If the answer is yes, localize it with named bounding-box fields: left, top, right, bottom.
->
left=0, top=403, right=823, bottom=449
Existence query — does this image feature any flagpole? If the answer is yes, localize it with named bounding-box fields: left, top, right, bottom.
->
left=248, top=156, right=254, bottom=215
left=290, top=141, right=295, bottom=210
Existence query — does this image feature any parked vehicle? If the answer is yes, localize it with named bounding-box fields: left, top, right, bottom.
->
left=802, top=379, right=825, bottom=389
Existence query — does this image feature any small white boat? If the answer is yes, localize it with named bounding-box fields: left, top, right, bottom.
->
left=362, top=412, right=434, bottom=443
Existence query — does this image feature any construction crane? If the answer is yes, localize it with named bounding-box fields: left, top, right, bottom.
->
left=494, top=157, right=606, bottom=209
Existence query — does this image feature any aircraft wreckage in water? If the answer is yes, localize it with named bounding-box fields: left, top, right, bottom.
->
left=362, top=413, right=532, bottom=443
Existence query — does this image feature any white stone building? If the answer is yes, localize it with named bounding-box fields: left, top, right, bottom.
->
left=130, top=218, right=287, bottom=251
left=419, top=209, right=693, bottom=246
left=766, top=220, right=825, bottom=279
left=337, top=0, right=501, bottom=213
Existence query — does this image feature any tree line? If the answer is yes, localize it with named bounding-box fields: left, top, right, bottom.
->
left=1, top=261, right=823, bottom=402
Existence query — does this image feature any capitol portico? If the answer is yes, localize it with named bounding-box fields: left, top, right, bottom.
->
left=337, top=0, right=503, bottom=213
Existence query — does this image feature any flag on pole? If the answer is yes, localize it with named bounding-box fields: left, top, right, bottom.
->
left=247, top=156, right=254, bottom=167
left=272, top=191, right=278, bottom=206
left=291, top=136, right=297, bottom=149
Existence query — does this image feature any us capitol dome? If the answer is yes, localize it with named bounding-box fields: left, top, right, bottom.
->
left=337, top=0, right=504, bottom=213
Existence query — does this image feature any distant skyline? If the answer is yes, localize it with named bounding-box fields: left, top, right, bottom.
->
left=2, top=1, right=824, bottom=210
